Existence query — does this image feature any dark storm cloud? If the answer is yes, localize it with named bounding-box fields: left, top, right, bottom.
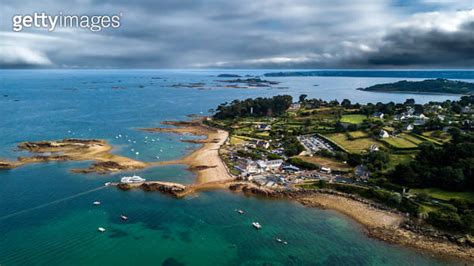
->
left=363, top=19, right=474, bottom=67
left=0, top=0, right=472, bottom=68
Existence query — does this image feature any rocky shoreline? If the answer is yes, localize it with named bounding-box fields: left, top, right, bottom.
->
left=0, top=139, right=147, bottom=173
left=228, top=183, right=473, bottom=262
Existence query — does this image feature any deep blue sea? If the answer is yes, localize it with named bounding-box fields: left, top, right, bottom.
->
left=0, top=69, right=471, bottom=265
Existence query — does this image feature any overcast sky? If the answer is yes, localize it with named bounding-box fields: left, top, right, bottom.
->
left=1, top=0, right=473, bottom=69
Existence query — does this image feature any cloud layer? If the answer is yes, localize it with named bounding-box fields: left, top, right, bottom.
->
left=0, top=0, right=473, bottom=68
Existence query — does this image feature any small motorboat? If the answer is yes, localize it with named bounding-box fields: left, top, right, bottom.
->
left=237, top=209, right=244, bottom=214
left=252, top=222, right=262, bottom=229
left=104, top=182, right=111, bottom=186
left=283, top=241, right=288, bottom=245
left=276, top=238, right=282, bottom=243
left=98, top=227, right=106, bottom=232
left=93, top=201, right=101, bottom=205
left=120, top=215, right=128, bottom=221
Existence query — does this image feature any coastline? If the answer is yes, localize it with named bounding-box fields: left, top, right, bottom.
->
left=1, top=119, right=472, bottom=261
left=356, top=88, right=470, bottom=96
left=294, top=192, right=473, bottom=262
left=229, top=182, right=473, bottom=262
left=154, top=120, right=473, bottom=262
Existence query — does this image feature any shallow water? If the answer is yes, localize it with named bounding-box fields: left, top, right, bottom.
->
left=0, top=69, right=469, bottom=265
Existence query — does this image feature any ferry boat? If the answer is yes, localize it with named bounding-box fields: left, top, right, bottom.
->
left=120, top=175, right=146, bottom=184
left=252, top=222, right=262, bottom=229
left=98, top=227, right=106, bottom=232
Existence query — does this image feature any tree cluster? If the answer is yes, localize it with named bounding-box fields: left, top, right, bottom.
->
left=214, top=95, right=293, bottom=119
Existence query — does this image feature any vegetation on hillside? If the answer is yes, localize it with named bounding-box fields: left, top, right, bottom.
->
left=359, top=79, right=474, bottom=94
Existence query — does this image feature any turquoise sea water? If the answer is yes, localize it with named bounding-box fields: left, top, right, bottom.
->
left=0, top=70, right=470, bottom=265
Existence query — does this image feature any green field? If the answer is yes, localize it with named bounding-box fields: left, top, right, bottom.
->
left=297, top=155, right=353, bottom=172
left=382, top=137, right=418, bottom=149
left=325, top=133, right=384, bottom=154
left=421, top=131, right=451, bottom=143
left=384, top=154, right=415, bottom=171
left=340, top=114, right=367, bottom=124
left=347, top=130, right=369, bottom=139
left=410, top=188, right=474, bottom=202
left=381, top=133, right=423, bottom=149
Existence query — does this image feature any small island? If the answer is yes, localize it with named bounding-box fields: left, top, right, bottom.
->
left=217, top=74, right=242, bottom=78
left=358, top=79, right=474, bottom=95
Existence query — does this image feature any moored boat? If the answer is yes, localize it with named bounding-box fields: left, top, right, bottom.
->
left=120, top=175, right=146, bottom=184
left=252, top=222, right=262, bottom=229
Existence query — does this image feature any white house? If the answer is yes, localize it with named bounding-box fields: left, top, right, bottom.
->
left=255, top=123, right=272, bottom=131
left=405, top=124, right=414, bottom=131
left=288, top=103, right=301, bottom=110
left=238, top=159, right=260, bottom=174
left=370, top=144, right=379, bottom=152
left=379, top=129, right=389, bottom=138
left=373, top=112, right=384, bottom=119
left=257, top=159, right=283, bottom=171
left=321, top=167, right=331, bottom=174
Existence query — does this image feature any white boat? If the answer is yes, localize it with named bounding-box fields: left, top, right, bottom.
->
left=252, top=222, right=262, bottom=229
left=104, top=182, right=111, bottom=186
left=120, top=215, right=128, bottom=221
left=98, top=227, right=106, bottom=232
left=237, top=209, right=244, bottom=214
left=276, top=238, right=282, bottom=243
left=93, top=201, right=101, bottom=205
left=120, top=175, right=146, bottom=184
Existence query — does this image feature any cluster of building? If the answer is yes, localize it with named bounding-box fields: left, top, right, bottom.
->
left=297, top=135, right=334, bottom=154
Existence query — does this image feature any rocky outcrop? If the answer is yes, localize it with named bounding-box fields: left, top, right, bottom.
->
left=229, top=182, right=278, bottom=197
left=72, top=161, right=142, bottom=174
left=0, top=161, right=18, bottom=169
left=116, top=181, right=187, bottom=197
left=188, top=165, right=217, bottom=171
left=18, top=139, right=104, bottom=152
left=18, top=155, right=73, bottom=162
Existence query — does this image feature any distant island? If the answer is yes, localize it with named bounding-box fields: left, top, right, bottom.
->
left=217, top=74, right=242, bottom=77
left=264, top=70, right=474, bottom=79
left=357, top=79, right=474, bottom=95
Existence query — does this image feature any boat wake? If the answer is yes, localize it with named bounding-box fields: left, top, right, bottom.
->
left=0, top=186, right=107, bottom=221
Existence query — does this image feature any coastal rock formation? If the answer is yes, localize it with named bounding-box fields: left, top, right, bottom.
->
left=228, top=184, right=474, bottom=261
left=188, top=165, right=217, bottom=171
left=229, top=182, right=277, bottom=197
left=72, top=161, right=143, bottom=174
left=0, top=160, right=19, bottom=169
left=116, top=181, right=186, bottom=196
left=3, top=139, right=147, bottom=174
left=216, top=78, right=280, bottom=88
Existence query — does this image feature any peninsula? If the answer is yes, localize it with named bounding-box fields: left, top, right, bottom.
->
left=357, top=79, right=474, bottom=94
left=1, top=97, right=473, bottom=261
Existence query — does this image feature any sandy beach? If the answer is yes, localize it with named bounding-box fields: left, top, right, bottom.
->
left=296, top=193, right=473, bottom=262
left=143, top=119, right=234, bottom=184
